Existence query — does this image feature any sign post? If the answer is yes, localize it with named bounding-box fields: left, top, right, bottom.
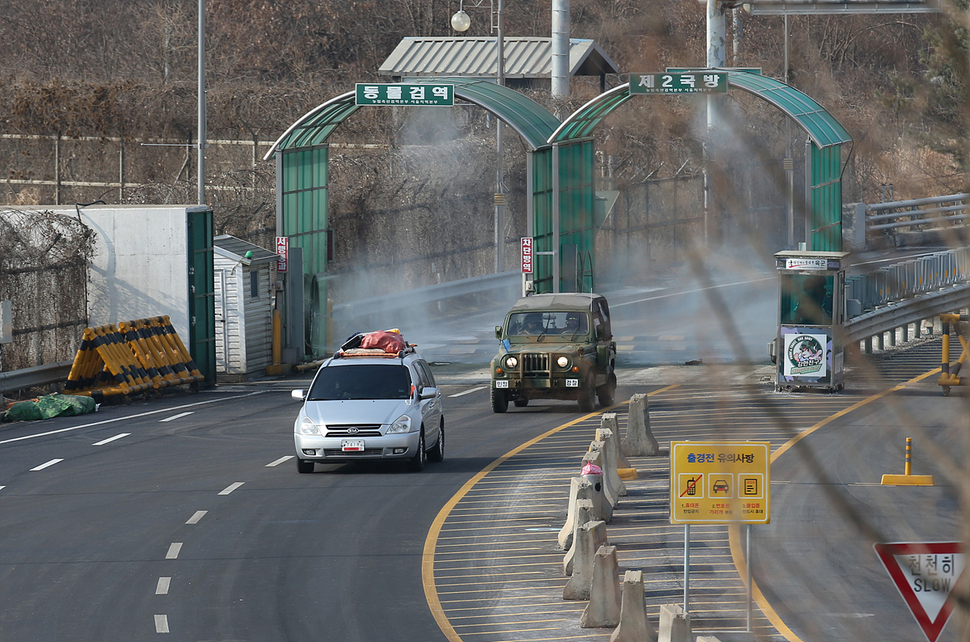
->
left=630, top=71, right=728, bottom=95
left=355, top=83, right=454, bottom=106
left=670, top=441, right=771, bottom=618
left=275, top=236, right=288, bottom=273
left=874, top=542, right=966, bottom=642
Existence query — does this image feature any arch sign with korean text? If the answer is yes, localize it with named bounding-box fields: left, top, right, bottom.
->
left=670, top=441, right=771, bottom=524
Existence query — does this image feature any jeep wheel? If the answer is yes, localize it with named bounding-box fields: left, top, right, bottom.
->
left=490, top=387, right=509, bottom=413
left=597, top=372, right=617, bottom=407
left=577, top=376, right=596, bottom=413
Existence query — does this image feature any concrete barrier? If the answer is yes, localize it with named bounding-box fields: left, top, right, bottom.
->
left=622, top=393, right=659, bottom=457
left=610, top=570, right=658, bottom=642
left=563, top=499, right=595, bottom=575
left=657, top=604, right=692, bottom=642
left=594, top=427, right=628, bottom=496
left=563, top=520, right=607, bottom=601
left=580, top=545, right=621, bottom=628
left=589, top=442, right=620, bottom=510
left=558, top=477, right=595, bottom=549
left=601, top=413, right=633, bottom=471
left=582, top=451, right=612, bottom=522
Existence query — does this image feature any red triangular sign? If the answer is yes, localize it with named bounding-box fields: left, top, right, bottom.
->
left=874, top=542, right=966, bottom=642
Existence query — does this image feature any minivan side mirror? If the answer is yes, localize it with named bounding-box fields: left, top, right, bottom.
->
left=494, top=325, right=503, bottom=339
left=291, top=389, right=306, bottom=401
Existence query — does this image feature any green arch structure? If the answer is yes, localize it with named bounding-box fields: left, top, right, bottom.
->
left=265, top=71, right=851, bottom=357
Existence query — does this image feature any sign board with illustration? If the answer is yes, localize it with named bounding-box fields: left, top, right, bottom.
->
left=670, top=441, right=771, bottom=524
left=783, top=332, right=827, bottom=378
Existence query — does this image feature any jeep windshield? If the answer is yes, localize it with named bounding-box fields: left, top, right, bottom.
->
left=307, top=364, right=412, bottom=401
left=506, top=311, right=590, bottom=338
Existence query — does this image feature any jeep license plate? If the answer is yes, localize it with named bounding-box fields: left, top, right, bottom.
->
left=341, top=439, right=365, bottom=452
left=495, top=380, right=509, bottom=388
left=566, top=378, right=579, bottom=388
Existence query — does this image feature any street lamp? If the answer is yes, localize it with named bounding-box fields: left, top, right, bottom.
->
left=451, top=0, right=505, bottom=273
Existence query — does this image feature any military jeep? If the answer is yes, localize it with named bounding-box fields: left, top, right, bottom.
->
left=490, top=293, right=617, bottom=413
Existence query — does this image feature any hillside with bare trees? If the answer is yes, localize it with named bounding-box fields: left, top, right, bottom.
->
left=0, top=0, right=965, bottom=292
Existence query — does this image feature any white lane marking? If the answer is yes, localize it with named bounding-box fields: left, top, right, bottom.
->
left=156, top=577, right=171, bottom=595
left=449, top=386, right=487, bottom=398
left=0, top=391, right=265, bottom=446
left=93, top=433, right=130, bottom=446
left=611, top=277, right=775, bottom=307
left=266, top=456, right=293, bottom=467
left=30, top=459, right=64, bottom=471
left=165, top=543, right=183, bottom=559
left=154, top=614, right=170, bottom=633
left=218, top=482, right=244, bottom=496
left=186, top=510, right=207, bottom=525
left=0, top=486, right=5, bottom=492
left=159, top=412, right=193, bottom=423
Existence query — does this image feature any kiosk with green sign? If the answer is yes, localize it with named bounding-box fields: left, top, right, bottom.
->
left=773, top=250, right=851, bottom=392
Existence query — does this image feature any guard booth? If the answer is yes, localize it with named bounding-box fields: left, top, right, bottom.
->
left=772, top=250, right=851, bottom=392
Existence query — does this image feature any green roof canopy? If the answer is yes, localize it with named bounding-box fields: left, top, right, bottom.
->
left=264, top=77, right=560, bottom=159
left=549, top=70, right=852, bottom=148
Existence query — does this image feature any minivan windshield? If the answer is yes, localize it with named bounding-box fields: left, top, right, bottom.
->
left=308, top=364, right=412, bottom=400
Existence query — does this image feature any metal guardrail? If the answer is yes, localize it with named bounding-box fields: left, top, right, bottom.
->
left=0, top=360, right=73, bottom=396
left=331, top=270, right=521, bottom=322
left=844, top=283, right=970, bottom=347
left=846, top=248, right=969, bottom=313
left=850, top=193, right=969, bottom=248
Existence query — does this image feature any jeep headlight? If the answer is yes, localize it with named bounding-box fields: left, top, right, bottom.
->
left=504, top=355, right=518, bottom=369
left=557, top=356, right=570, bottom=368
left=386, top=414, right=412, bottom=434
left=298, top=416, right=323, bottom=436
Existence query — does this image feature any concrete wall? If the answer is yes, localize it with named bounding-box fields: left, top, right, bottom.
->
left=40, top=205, right=194, bottom=340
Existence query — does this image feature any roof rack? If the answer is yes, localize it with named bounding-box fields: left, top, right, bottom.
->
left=333, top=344, right=417, bottom=360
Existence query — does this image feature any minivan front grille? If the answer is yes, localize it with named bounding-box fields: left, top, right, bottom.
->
left=326, top=424, right=383, bottom=438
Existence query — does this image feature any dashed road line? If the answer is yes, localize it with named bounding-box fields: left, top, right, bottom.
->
left=160, top=412, right=194, bottom=423
left=266, top=456, right=293, bottom=467
left=165, top=543, right=183, bottom=560
left=449, top=386, right=487, bottom=398
left=154, top=614, right=169, bottom=633
left=93, top=433, right=130, bottom=446
left=155, top=577, right=171, bottom=595
left=186, top=510, right=207, bottom=525
left=218, top=482, right=245, bottom=496
left=29, top=459, right=63, bottom=471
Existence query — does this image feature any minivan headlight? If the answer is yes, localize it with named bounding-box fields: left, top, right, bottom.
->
left=298, top=416, right=323, bottom=436
left=386, top=414, right=412, bottom=434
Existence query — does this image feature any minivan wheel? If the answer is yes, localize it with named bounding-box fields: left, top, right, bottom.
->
left=410, top=430, right=427, bottom=471
left=428, top=422, right=445, bottom=463
left=490, top=387, right=509, bottom=413
left=297, top=459, right=314, bottom=474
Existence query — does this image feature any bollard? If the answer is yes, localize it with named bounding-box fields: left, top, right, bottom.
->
left=563, top=499, right=595, bottom=575
left=610, top=570, right=658, bottom=642
left=558, top=477, right=594, bottom=549
left=657, top=604, right=692, bottom=642
left=622, top=393, right=659, bottom=457
left=881, top=437, right=934, bottom=486
left=595, top=427, right=629, bottom=496
left=580, top=545, right=621, bottom=628
left=563, top=520, right=607, bottom=601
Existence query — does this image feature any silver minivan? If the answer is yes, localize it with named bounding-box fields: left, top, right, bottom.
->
left=291, top=346, right=444, bottom=473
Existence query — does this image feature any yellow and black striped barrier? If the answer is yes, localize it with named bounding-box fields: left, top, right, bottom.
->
left=65, top=315, right=204, bottom=400
left=938, top=313, right=968, bottom=396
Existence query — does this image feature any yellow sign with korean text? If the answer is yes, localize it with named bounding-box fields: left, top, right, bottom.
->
left=670, top=441, right=771, bottom=524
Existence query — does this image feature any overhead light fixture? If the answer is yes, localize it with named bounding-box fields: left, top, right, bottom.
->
left=451, top=9, right=471, bottom=31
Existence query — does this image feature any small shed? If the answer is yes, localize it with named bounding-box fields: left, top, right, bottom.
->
left=213, top=235, right=278, bottom=379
